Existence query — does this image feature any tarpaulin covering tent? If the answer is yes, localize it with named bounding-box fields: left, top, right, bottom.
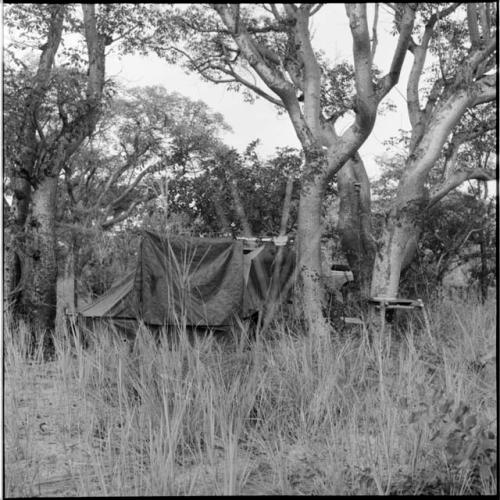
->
left=78, top=231, right=295, bottom=328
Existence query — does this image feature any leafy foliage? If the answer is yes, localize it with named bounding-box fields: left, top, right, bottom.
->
left=165, top=143, right=303, bottom=236
left=57, top=85, right=230, bottom=229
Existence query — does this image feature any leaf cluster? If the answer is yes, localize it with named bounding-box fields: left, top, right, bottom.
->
left=165, top=143, right=303, bottom=236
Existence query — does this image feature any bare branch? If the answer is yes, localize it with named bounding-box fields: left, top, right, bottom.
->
left=51, top=4, right=107, bottom=164
left=229, top=178, right=253, bottom=236
left=371, top=3, right=379, bottom=60
left=196, top=70, right=237, bottom=85
left=429, top=167, right=497, bottom=207
left=213, top=4, right=295, bottom=100
left=269, top=4, right=283, bottom=22
left=33, top=113, right=47, bottom=149
left=295, top=6, right=322, bottom=132
left=346, top=4, right=374, bottom=105
left=100, top=198, right=142, bottom=229
left=467, top=3, right=481, bottom=48
left=402, top=3, right=461, bottom=127
left=84, top=162, right=98, bottom=191
left=216, top=65, right=285, bottom=106
left=31, top=5, right=65, bottom=108
left=110, top=161, right=163, bottom=210
left=82, top=4, right=105, bottom=103
left=406, top=19, right=435, bottom=127
left=108, top=24, right=141, bottom=46
left=95, top=142, right=151, bottom=207
left=471, top=72, right=497, bottom=106
left=57, top=95, right=69, bottom=129
left=377, top=3, right=417, bottom=99
left=172, top=38, right=285, bottom=107
left=310, top=4, right=324, bottom=16
left=211, top=4, right=316, bottom=145
left=468, top=36, right=497, bottom=78
left=422, top=78, right=444, bottom=121
left=436, top=3, right=462, bottom=20
left=478, top=3, right=492, bottom=40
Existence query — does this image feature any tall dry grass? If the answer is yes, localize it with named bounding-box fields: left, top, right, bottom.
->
left=3, top=294, right=497, bottom=496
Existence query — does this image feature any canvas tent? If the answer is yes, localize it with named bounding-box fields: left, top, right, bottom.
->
left=78, top=231, right=295, bottom=329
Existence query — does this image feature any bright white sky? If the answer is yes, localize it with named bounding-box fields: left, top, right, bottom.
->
left=106, top=4, right=413, bottom=179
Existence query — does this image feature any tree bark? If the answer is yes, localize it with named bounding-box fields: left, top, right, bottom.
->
left=3, top=189, right=28, bottom=310
left=296, top=152, right=330, bottom=338
left=4, top=5, right=64, bottom=311
left=22, top=176, right=58, bottom=331
left=371, top=154, right=429, bottom=298
left=478, top=228, right=488, bottom=303
left=370, top=214, right=421, bottom=298
left=337, top=154, right=375, bottom=297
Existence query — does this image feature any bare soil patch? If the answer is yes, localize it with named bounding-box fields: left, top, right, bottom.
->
left=4, top=361, right=102, bottom=496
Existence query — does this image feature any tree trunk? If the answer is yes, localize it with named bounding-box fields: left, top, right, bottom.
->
left=478, top=228, right=488, bottom=303
left=371, top=218, right=421, bottom=298
left=296, top=166, right=330, bottom=338
left=57, top=237, right=76, bottom=319
left=371, top=170, right=425, bottom=298
left=22, top=176, right=58, bottom=331
left=4, top=5, right=64, bottom=317
left=3, top=229, right=21, bottom=311
left=371, top=85, right=476, bottom=299
left=337, top=155, right=375, bottom=297
left=4, top=168, right=33, bottom=311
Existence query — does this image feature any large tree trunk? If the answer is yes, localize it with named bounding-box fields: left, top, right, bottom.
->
left=22, top=176, right=58, bottom=331
left=371, top=79, right=481, bottom=298
left=371, top=167, right=426, bottom=297
left=371, top=216, right=421, bottom=298
left=18, top=3, right=105, bottom=335
left=337, top=155, right=376, bottom=297
left=5, top=5, right=64, bottom=314
left=296, top=164, right=330, bottom=338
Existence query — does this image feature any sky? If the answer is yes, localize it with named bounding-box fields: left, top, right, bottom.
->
left=105, top=4, right=413, bottom=179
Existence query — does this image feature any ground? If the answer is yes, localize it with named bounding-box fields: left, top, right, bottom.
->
left=4, top=361, right=99, bottom=496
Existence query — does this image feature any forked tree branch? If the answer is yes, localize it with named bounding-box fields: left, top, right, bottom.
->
left=213, top=4, right=315, bottom=145
left=213, top=4, right=294, bottom=99
left=106, top=160, right=163, bottom=213
left=377, top=3, right=416, bottom=99
left=467, top=3, right=481, bottom=48
left=330, top=3, right=415, bottom=166
left=215, top=64, right=285, bottom=106
left=468, top=36, right=497, bottom=78
left=55, top=4, right=106, bottom=164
